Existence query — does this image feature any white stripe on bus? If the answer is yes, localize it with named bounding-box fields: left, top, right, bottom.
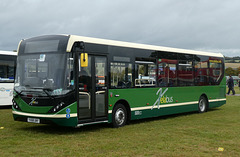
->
left=108, top=98, right=226, bottom=114
left=12, top=111, right=77, bottom=118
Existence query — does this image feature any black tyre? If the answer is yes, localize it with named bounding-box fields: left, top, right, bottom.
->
left=198, top=96, right=208, bottom=113
left=112, top=104, right=127, bottom=128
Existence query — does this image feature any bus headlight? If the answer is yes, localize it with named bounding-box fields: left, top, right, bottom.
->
left=12, top=100, right=21, bottom=111
left=48, top=102, right=66, bottom=113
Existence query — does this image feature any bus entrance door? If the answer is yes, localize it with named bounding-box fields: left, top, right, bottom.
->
left=78, top=55, right=108, bottom=123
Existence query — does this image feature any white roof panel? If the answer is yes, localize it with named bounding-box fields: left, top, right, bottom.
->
left=67, top=35, right=224, bottom=58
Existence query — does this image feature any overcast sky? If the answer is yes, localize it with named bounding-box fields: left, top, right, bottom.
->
left=1, top=0, right=240, bottom=57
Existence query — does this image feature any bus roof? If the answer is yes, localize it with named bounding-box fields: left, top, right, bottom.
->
left=67, top=35, right=224, bottom=58
left=0, top=51, right=17, bottom=56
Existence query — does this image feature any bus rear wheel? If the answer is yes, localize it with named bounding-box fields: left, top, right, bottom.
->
left=112, top=104, right=127, bottom=128
left=198, top=96, right=208, bottom=113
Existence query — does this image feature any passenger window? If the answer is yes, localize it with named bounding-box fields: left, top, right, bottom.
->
left=178, top=60, right=194, bottom=86
left=158, top=59, right=177, bottom=87
left=194, top=58, right=209, bottom=86
left=110, top=62, right=132, bottom=88
left=209, top=59, right=223, bottom=85
left=0, top=60, right=15, bottom=82
left=135, top=59, right=156, bottom=87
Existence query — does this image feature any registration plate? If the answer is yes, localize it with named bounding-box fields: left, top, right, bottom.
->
left=27, top=118, right=40, bottom=124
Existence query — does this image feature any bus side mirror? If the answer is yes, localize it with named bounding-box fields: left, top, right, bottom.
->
left=81, top=53, right=88, bottom=67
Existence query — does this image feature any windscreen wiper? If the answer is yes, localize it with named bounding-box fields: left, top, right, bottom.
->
left=14, top=89, right=23, bottom=97
left=14, top=85, right=30, bottom=97
left=31, top=87, right=55, bottom=99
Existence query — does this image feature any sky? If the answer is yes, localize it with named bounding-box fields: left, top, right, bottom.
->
left=1, top=0, right=240, bottom=57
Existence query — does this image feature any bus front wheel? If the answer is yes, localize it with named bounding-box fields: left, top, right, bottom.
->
left=112, top=104, right=127, bottom=128
left=198, top=96, right=208, bottom=113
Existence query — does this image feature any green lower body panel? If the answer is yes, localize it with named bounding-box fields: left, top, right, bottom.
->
left=108, top=99, right=226, bottom=123
left=209, top=100, right=226, bottom=108
left=131, top=104, right=197, bottom=120
left=129, top=103, right=197, bottom=121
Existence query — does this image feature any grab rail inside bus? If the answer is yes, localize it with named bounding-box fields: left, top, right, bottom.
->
left=79, top=92, right=91, bottom=109
left=96, top=91, right=105, bottom=94
left=135, top=78, right=155, bottom=87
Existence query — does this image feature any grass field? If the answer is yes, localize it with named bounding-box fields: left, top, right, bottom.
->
left=0, top=88, right=240, bottom=156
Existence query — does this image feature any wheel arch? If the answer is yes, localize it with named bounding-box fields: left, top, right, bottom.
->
left=113, top=99, right=131, bottom=124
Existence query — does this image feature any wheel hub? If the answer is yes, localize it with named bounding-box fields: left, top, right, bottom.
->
left=199, top=99, right=205, bottom=112
left=115, top=108, right=125, bottom=125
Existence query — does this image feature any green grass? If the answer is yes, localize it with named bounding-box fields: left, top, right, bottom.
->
left=1, top=95, right=240, bottom=156
left=227, top=86, right=240, bottom=95
left=235, top=86, right=240, bottom=94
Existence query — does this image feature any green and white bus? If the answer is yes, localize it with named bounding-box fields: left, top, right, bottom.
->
left=12, top=35, right=226, bottom=127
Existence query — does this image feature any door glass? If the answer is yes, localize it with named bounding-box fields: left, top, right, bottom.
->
left=79, top=56, right=92, bottom=119
left=95, top=57, right=107, bottom=117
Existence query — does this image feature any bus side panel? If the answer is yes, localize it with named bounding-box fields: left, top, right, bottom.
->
left=108, top=85, right=226, bottom=122
left=209, top=100, right=226, bottom=108
left=130, top=104, right=197, bottom=120
left=0, top=83, right=14, bottom=106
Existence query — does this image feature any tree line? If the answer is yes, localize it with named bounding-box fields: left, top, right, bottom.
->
left=225, top=67, right=240, bottom=76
